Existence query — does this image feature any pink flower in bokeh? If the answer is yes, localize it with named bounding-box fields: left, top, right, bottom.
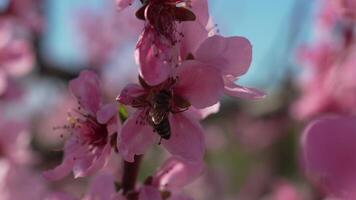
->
left=0, top=160, right=48, bottom=200
left=139, top=156, right=203, bottom=200
left=0, top=18, right=34, bottom=96
left=0, top=115, right=32, bottom=164
left=301, top=116, right=356, bottom=199
left=117, top=60, right=224, bottom=162
left=45, top=173, right=121, bottom=200
left=44, top=70, right=119, bottom=180
left=83, top=173, right=118, bottom=200
left=4, top=0, right=43, bottom=32
left=235, top=113, right=289, bottom=151
left=269, top=180, right=304, bottom=200
left=293, top=43, right=356, bottom=119
left=76, top=6, right=141, bottom=69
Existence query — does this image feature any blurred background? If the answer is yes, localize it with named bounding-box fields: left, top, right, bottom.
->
left=1, top=0, right=353, bottom=199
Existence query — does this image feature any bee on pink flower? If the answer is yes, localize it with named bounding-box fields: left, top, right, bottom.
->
left=44, top=70, right=119, bottom=180
left=117, top=61, right=224, bottom=162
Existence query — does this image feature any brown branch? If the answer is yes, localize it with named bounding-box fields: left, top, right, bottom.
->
left=122, top=155, right=143, bottom=196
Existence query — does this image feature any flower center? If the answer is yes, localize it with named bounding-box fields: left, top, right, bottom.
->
left=146, top=3, right=178, bottom=44
left=67, top=112, right=109, bottom=148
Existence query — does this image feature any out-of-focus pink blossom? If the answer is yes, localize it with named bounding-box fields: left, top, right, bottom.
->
left=0, top=160, right=48, bottom=200
left=115, top=0, right=134, bottom=10
left=293, top=44, right=356, bottom=119
left=44, top=192, right=77, bottom=200
left=139, top=156, right=203, bottom=200
left=77, top=6, right=141, bottom=69
left=35, top=93, right=77, bottom=148
left=0, top=18, right=34, bottom=96
left=83, top=173, right=118, bottom=200
left=0, top=115, right=32, bottom=164
left=235, top=113, right=289, bottom=151
left=301, top=116, right=356, bottom=199
left=5, top=0, right=43, bottom=32
left=44, top=70, right=119, bottom=180
left=45, top=173, right=122, bottom=200
left=269, top=180, right=304, bottom=200
left=117, top=62, right=224, bottom=162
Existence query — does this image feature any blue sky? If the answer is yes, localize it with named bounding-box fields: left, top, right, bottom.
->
left=44, top=0, right=313, bottom=88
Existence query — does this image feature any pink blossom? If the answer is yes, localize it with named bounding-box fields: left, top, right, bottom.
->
left=0, top=160, right=48, bottom=200
left=132, top=0, right=200, bottom=86
left=115, top=0, right=134, bottom=10
left=293, top=44, right=356, bottom=119
left=301, top=116, right=356, bottom=199
left=135, top=26, right=173, bottom=86
left=0, top=115, right=32, bottom=164
left=83, top=173, right=118, bottom=200
left=117, top=62, right=224, bottom=162
left=45, top=173, right=122, bottom=200
left=269, top=180, right=304, bottom=200
left=139, top=156, right=203, bottom=200
left=76, top=6, right=141, bottom=69
left=44, top=70, right=119, bottom=180
left=0, top=18, right=34, bottom=96
left=181, top=35, right=265, bottom=100
left=234, top=113, right=289, bottom=151
left=4, top=0, right=43, bottom=32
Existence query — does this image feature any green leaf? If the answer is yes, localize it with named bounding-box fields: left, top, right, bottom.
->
left=118, top=104, right=129, bottom=123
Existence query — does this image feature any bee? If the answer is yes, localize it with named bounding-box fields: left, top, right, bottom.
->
left=148, top=89, right=172, bottom=140
left=137, top=76, right=190, bottom=142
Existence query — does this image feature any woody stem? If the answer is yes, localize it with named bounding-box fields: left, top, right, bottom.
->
left=122, top=155, right=143, bottom=196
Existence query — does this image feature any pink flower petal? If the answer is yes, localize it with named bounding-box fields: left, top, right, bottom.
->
left=190, top=0, right=209, bottom=26
left=162, top=113, right=205, bottom=162
left=0, top=70, right=7, bottom=95
left=43, top=137, right=81, bottom=181
left=73, top=144, right=111, bottom=178
left=154, top=156, right=204, bottom=190
left=115, top=0, right=134, bottom=10
left=179, top=0, right=209, bottom=57
left=180, top=20, right=209, bottom=59
left=174, top=60, right=224, bottom=109
left=187, top=103, right=220, bottom=120
left=224, top=76, right=266, bottom=100
left=69, top=70, right=102, bottom=116
left=45, top=192, right=76, bottom=200
left=2, top=40, right=34, bottom=77
left=195, top=35, right=252, bottom=77
left=118, top=111, right=157, bottom=162
left=97, top=103, right=118, bottom=124
left=84, top=173, right=116, bottom=200
left=169, top=194, right=194, bottom=200
left=139, top=186, right=162, bottom=200
left=136, top=28, right=171, bottom=86
left=301, top=116, right=356, bottom=198
left=116, top=83, right=146, bottom=105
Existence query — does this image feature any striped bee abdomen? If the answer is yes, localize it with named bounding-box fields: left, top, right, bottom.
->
left=153, top=117, right=171, bottom=140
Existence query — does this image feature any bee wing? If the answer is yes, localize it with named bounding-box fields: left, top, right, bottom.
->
left=149, top=108, right=168, bottom=125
